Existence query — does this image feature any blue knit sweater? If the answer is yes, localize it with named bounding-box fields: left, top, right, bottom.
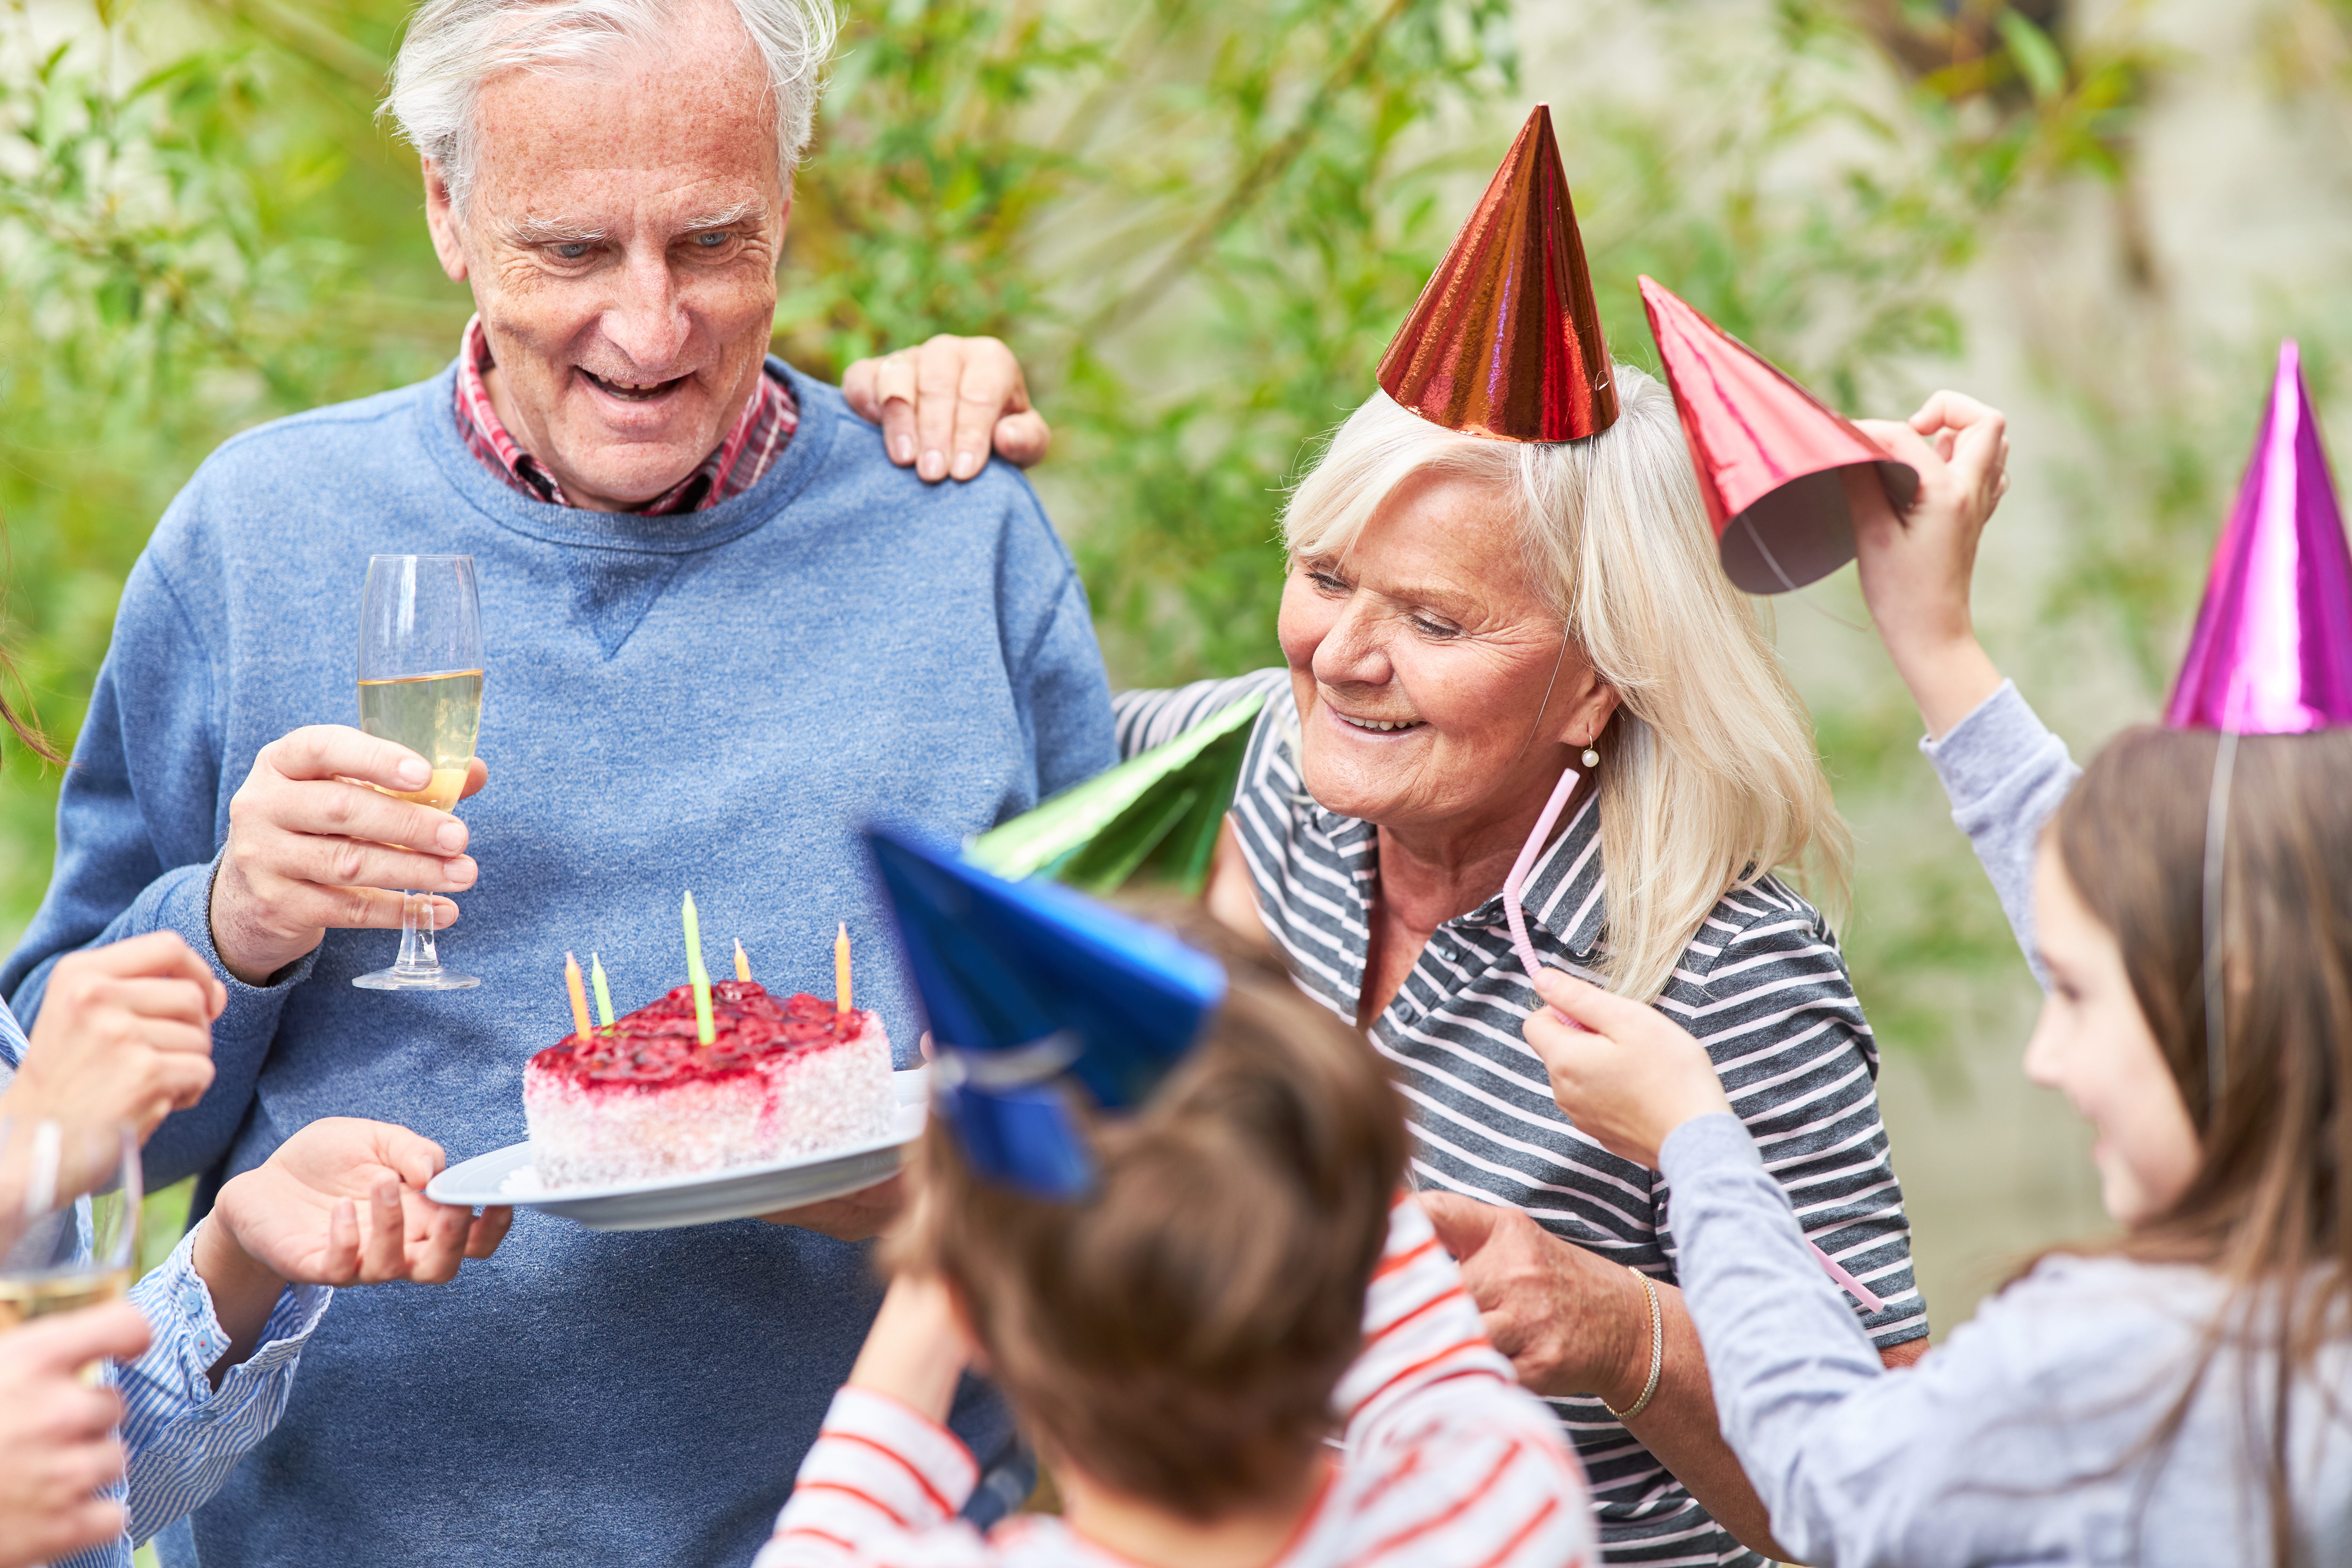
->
left=2, top=361, right=1114, bottom=1567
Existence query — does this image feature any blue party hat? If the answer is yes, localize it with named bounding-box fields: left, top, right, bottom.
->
left=864, top=828, right=1226, bottom=1199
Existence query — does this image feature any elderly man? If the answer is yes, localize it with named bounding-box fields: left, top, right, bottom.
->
left=0, top=1, right=1109, bottom=1563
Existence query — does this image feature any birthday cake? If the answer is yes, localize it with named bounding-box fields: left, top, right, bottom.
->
left=523, top=980, right=896, bottom=1189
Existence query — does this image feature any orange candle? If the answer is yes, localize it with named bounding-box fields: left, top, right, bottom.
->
left=564, top=951, right=592, bottom=1043
left=734, top=938, right=751, bottom=984
left=835, top=923, right=852, bottom=1014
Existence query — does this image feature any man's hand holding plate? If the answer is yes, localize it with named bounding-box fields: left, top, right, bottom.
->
left=757, top=1172, right=906, bottom=1242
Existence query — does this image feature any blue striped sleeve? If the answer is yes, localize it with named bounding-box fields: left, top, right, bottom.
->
left=6, top=996, right=336, bottom=1566
left=112, top=1226, right=333, bottom=1548
left=0, top=993, right=27, bottom=1078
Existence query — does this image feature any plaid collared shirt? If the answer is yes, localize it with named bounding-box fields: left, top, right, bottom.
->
left=452, top=316, right=797, bottom=513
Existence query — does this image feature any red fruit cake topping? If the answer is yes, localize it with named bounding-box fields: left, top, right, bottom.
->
left=532, top=981, right=871, bottom=1086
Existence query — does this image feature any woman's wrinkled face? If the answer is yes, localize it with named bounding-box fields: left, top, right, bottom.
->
left=2024, top=840, right=2202, bottom=1227
left=1276, top=469, right=1615, bottom=836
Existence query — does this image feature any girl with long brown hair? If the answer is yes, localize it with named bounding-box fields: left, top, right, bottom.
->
left=1524, top=377, right=2352, bottom=1564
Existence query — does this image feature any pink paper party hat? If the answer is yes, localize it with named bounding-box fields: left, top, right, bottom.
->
left=2166, top=340, right=2352, bottom=733
left=1639, top=275, right=1917, bottom=594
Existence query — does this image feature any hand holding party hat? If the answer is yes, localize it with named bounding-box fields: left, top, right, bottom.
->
left=1639, top=276, right=1919, bottom=594
left=864, top=828, right=1226, bottom=1199
left=1378, top=104, right=1616, bottom=443
left=2166, top=339, right=2352, bottom=734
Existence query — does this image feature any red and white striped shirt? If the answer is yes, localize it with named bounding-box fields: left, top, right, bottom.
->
left=452, top=316, right=797, bottom=513
left=755, top=1198, right=1595, bottom=1568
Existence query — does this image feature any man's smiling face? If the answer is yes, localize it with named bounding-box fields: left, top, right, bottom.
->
left=424, top=2, right=785, bottom=512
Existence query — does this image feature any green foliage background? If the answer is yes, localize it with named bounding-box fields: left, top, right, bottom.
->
left=0, top=0, right=2339, bottom=1078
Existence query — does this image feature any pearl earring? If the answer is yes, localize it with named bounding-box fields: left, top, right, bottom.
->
left=1581, top=744, right=1601, bottom=768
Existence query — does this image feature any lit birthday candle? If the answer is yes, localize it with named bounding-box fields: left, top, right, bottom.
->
left=682, top=890, right=716, bottom=1045
left=734, top=938, right=751, bottom=984
left=835, top=922, right=852, bottom=1014
left=564, top=951, right=592, bottom=1043
left=589, top=952, right=615, bottom=1030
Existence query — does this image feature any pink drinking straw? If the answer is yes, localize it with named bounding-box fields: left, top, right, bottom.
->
left=1501, top=764, right=1585, bottom=1000
left=1504, top=763, right=1885, bottom=1315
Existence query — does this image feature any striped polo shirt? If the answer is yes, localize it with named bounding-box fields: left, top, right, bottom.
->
left=1117, top=672, right=1926, bottom=1568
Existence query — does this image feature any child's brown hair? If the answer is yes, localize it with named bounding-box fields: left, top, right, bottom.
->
left=888, top=919, right=1408, bottom=1520
left=2050, top=726, right=2352, bottom=1563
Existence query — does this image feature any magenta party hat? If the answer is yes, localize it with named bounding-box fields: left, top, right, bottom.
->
left=2165, top=340, right=2352, bottom=734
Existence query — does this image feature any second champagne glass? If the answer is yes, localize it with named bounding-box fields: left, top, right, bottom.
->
left=352, top=553, right=485, bottom=991
left=0, top=1119, right=142, bottom=1345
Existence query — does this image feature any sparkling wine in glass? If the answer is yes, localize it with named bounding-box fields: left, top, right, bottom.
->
left=0, top=1120, right=141, bottom=1356
left=353, top=553, right=485, bottom=992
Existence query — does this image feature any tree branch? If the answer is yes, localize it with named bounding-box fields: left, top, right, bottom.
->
left=1078, top=0, right=1415, bottom=341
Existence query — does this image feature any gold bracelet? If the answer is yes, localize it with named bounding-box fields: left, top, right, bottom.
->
left=1603, top=1266, right=1663, bottom=1422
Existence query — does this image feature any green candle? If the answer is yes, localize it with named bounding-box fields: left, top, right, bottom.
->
left=682, top=890, right=715, bottom=1045
left=589, top=952, right=615, bottom=1030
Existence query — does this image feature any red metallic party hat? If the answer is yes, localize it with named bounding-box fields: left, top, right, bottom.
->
left=1377, top=105, right=1617, bottom=442
left=2165, top=340, right=2352, bottom=733
left=1639, top=276, right=1919, bottom=595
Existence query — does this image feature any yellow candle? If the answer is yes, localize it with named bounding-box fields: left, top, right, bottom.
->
left=682, top=890, right=715, bottom=1046
left=734, top=938, right=751, bottom=984
left=589, top=952, right=615, bottom=1029
left=564, top=951, right=592, bottom=1043
left=835, top=922, right=852, bottom=1015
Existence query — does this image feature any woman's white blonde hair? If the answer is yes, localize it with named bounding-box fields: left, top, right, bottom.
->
left=1281, top=369, right=1853, bottom=1002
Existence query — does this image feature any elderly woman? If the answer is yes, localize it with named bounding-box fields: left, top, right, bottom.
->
left=886, top=106, right=1926, bottom=1561
left=1117, top=363, right=1929, bottom=1565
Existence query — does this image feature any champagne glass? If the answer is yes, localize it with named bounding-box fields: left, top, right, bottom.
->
left=0, top=1121, right=140, bottom=1568
left=352, top=553, right=486, bottom=991
left=0, top=1120, right=141, bottom=1356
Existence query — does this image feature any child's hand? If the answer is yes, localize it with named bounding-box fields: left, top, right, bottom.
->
left=9, top=932, right=223, bottom=1139
left=1521, top=968, right=1732, bottom=1169
left=1847, top=390, right=2011, bottom=737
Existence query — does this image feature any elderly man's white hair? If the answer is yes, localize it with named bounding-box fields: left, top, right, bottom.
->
left=384, top=0, right=838, bottom=214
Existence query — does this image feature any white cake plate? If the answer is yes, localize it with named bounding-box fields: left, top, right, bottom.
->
left=426, top=1069, right=928, bottom=1232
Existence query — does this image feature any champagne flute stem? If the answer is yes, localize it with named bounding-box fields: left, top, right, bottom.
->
left=354, top=889, right=475, bottom=990
left=396, top=892, right=439, bottom=975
